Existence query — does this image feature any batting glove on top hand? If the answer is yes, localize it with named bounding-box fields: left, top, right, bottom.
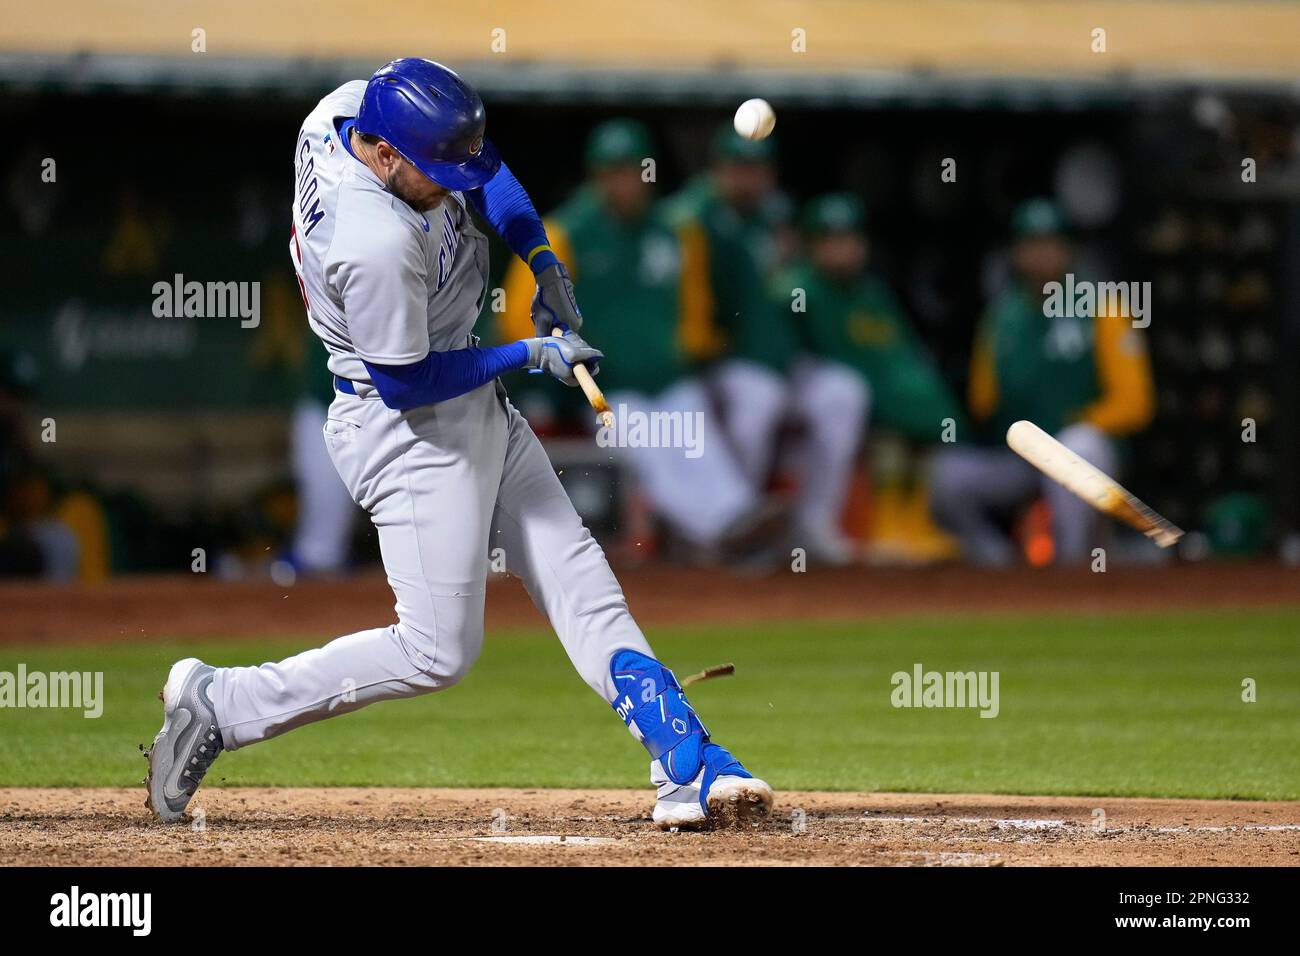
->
left=531, top=262, right=583, bottom=336
left=523, top=331, right=603, bottom=387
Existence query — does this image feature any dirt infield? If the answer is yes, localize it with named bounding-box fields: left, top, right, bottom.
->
left=3, top=562, right=1299, bottom=645
left=3, top=787, right=1297, bottom=866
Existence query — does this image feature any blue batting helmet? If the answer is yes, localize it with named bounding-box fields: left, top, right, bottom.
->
left=354, top=58, right=501, bottom=191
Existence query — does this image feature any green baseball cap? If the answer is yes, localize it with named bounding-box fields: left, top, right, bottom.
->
left=801, top=193, right=866, bottom=234
left=585, top=119, right=653, bottom=171
left=711, top=126, right=775, bottom=164
left=1011, top=198, right=1068, bottom=238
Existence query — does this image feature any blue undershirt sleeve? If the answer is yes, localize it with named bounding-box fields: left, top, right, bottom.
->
left=465, top=161, right=559, bottom=276
left=363, top=341, right=530, bottom=411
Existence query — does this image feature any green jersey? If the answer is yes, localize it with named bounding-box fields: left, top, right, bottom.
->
left=550, top=187, right=690, bottom=395
left=977, top=284, right=1100, bottom=441
left=665, top=177, right=796, bottom=371
left=782, top=262, right=963, bottom=440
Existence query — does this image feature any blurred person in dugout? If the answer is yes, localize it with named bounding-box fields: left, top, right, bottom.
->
left=662, top=127, right=796, bottom=491
left=254, top=272, right=361, bottom=577
left=778, top=194, right=963, bottom=563
left=501, top=119, right=779, bottom=558
left=0, top=350, right=108, bottom=581
left=928, top=199, right=1154, bottom=566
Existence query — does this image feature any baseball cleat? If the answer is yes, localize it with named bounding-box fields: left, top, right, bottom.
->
left=652, top=742, right=774, bottom=831
left=144, top=658, right=224, bottom=823
left=704, top=773, right=775, bottom=829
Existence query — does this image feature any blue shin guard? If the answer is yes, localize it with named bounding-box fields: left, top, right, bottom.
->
left=610, top=650, right=752, bottom=805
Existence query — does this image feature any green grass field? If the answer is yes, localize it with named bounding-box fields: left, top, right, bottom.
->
left=1, top=608, right=1297, bottom=799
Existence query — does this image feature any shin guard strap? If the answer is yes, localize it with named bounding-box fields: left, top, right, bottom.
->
left=610, top=650, right=708, bottom=785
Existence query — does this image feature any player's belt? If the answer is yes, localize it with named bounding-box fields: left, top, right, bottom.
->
left=333, top=375, right=380, bottom=399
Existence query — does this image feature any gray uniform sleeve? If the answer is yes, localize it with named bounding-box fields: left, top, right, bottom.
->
left=327, top=215, right=430, bottom=366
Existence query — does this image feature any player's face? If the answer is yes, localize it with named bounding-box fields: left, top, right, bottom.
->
left=594, top=165, right=649, bottom=220
left=1012, top=235, right=1070, bottom=286
left=714, top=161, right=774, bottom=214
left=385, top=160, right=450, bottom=211
left=811, top=231, right=868, bottom=282
left=375, top=142, right=450, bottom=211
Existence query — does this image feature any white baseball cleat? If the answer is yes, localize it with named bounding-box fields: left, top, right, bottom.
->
left=651, top=746, right=775, bottom=830
left=705, top=774, right=776, bottom=829
left=144, top=658, right=224, bottom=823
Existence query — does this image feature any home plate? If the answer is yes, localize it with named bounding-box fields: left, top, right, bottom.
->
left=473, top=835, right=617, bottom=845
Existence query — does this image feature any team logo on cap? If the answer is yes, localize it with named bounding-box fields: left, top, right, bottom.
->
left=469, top=136, right=483, bottom=156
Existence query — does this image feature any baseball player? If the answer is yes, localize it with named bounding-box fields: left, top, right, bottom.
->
left=929, top=199, right=1155, bottom=565
left=782, top=195, right=964, bottom=563
left=145, top=58, right=772, bottom=830
left=663, top=128, right=797, bottom=491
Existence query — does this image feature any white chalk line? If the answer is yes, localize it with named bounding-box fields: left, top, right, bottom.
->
left=823, top=814, right=1300, bottom=834
left=471, top=834, right=618, bottom=845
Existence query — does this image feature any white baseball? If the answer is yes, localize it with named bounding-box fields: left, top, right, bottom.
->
left=733, top=98, right=776, bottom=141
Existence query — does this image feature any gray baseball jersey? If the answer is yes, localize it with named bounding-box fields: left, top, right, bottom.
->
left=209, top=82, right=654, bottom=751
left=290, top=81, right=489, bottom=384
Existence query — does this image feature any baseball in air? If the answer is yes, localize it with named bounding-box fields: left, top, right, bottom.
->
left=733, top=98, right=776, bottom=141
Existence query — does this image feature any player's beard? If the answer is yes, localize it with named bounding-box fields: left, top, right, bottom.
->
left=386, top=167, right=443, bottom=212
left=384, top=170, right=420, bottom=208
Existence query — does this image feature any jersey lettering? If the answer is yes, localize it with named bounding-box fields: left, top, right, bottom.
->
left=295, top=134, right=327, bottom=238
left=436, top=207, right=458, bottom=291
